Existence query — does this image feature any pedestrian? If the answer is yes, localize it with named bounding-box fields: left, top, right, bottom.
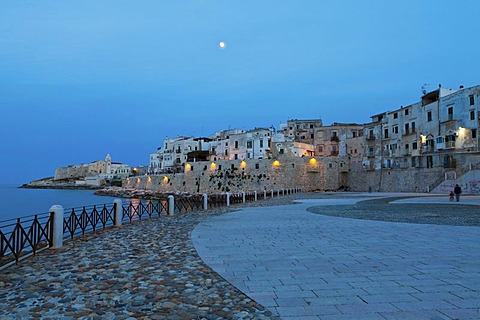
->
left=454, top=184, right=462, bottom=202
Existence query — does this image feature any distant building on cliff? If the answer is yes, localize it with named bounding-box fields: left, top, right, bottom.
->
left=54, top=154, right=131, bottom=186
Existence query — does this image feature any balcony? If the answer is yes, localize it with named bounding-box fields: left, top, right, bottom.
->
left=422, top=146, right=433, bottom=153
left=330, top=136, right=339, bottom=142
left=366, top=135, right=376, bottom=141
left=445, top=141, right=456, bottom=149
left=330, top=151, right=339, bottom=156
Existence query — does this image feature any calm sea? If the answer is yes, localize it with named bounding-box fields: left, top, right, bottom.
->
left=0, top=184, right=118, bottom=222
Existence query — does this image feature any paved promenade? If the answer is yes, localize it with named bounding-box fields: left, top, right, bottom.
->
left=192, top=194, right=480, bottom=319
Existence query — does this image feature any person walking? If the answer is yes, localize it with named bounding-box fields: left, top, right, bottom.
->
left=454, top=184, right=462, bottom=202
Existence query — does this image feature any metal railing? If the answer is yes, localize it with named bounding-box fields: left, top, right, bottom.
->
left=1, top=188, right=300, bottom=269
left=122, top=199, right=168, bottom=222
left=230, top=193, right=243, bottom=204
left=64, top=204, right=115, bottom=239
left=245, top=191, right=256, bottom=202
left=0, top=212, right=53, bottom=267
left=174, top=195, right=204, bottom=213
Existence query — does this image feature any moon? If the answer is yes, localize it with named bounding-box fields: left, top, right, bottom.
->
left=218, top=41, right=226, bottom=49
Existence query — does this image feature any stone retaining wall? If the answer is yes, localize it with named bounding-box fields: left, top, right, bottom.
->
left=125, top=157, right=344, bottom=193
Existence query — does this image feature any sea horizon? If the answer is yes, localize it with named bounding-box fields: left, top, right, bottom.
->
left=0, top=184, right=118, bottom=222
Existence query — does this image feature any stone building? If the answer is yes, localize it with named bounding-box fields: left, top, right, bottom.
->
left=314, top=123, right=364, bottom=158
left=54, top=154, right=130, bottom=183
left=283, top=119, right=323, bottom=144
left=350, top=84, right=480, bottom=192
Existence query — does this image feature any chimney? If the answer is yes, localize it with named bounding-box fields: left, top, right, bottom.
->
left=459, top=85, right=464, bottom=89
left=438, top=83, right=442, bottom=88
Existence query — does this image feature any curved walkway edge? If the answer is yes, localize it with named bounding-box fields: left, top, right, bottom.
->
left=192, top=195, right=480, bottom=320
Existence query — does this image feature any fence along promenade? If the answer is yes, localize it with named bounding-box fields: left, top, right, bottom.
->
left=0, top=188, right=301, bottom=269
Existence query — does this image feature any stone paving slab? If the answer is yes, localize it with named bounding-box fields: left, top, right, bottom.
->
left=192, top=195, right=480, bottom=319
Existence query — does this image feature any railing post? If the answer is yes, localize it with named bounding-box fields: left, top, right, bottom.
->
left=114, top=199, right=123, bottom=227
left=254, top=191, right=258, bottom=202
left=277, top=190, right=280, bottom=197
left=282, top=189, right=285, bottom=196
left=263, top=190, right=267, bottom=199
left=242, top=192, right=246, bottom=203
left=168, top=195, right=175, bottom=216
left=203, top=193, right=208, bottom=211
left=226, top=192, right=230, bottom=207
left=49, top=205, right=64, bottom=249
left=271, top=190, right=274, bottom=198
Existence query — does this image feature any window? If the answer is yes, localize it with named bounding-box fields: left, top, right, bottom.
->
left=393, top=126, right=398, bottom=134
left=310, top=124, right=314, bottom=128
left=234, top=154, right=238, bottom=160
left=318, top=145, right=324, bottom=152
left=473, top=129, right=477, bottom=139
left=279, top=149, right=284, bottom=154
left=411, top=157, right=416, bottom=167
left=234, top=141, right=238, bottom=148
left=404, top=123, right=409, bottom=134
left=353, top=132, right=357, bottom=138
left=427, top=111, right=432, bottom=122
left=384, top=128, right=389, bottom=138
left=247, top=141, right=252, bottom=148
left=310, top=134, right=314, bottom=139
left=405, top=143, right=409, bottom=149
left=471, top=110, right=475, bottom=120
left=470, top=95, right=475, bottom=105
left=255, top=163, right=259, bottom=169
left=393, top=113, right=398, bottom=119
left=405, top=109, right=409, bottom=116
left=260, top=139, right=263, bottom=148
left=448, top=106, right=453, bottom=120
left=412, top=142, right=418, bottom=149
left=411, top=122, right=416, bottom=133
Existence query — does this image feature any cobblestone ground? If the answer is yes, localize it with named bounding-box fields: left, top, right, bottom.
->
left=307, top=196, right=480, bottom=227
left=0, top=206, right=281, bottom=320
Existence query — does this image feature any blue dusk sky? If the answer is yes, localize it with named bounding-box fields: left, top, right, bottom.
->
left=1, top=1, right=479, bottom=184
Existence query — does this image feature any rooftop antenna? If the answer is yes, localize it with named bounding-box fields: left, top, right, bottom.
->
left=421, top=83, right=430, bottom=95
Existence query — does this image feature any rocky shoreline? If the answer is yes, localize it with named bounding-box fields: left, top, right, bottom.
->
left=20, top=177, right=101, bottom=190
left=95, top=187, right=221, bottom=200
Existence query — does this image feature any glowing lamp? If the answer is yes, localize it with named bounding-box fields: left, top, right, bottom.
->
left=273, top=160, right=280, bottom=167
left=186, top=163, right=191, bottom=171
left=163, top=176, right=169, bottom=182
left=240, top=160, right=246, bottom=168
left=309, top=158, right=317, bottom=165
left=210, top=162, right=217, bottom=170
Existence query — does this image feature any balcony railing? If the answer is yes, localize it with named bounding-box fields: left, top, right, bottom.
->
left=445, top=141, right=456, bottom=149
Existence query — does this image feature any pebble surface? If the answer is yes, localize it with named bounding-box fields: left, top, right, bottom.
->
left=0, top=198, right=290, bottom=320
